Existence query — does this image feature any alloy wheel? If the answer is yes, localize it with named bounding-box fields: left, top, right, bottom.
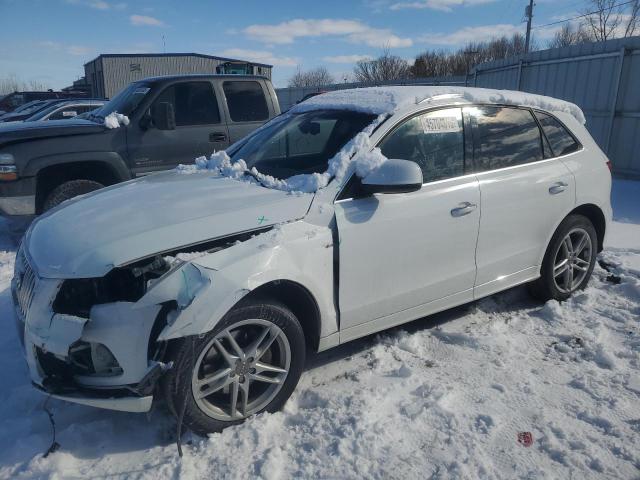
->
left=552, top=227, right=593, bottom=294
left=191, top=319, right=291, bottom=421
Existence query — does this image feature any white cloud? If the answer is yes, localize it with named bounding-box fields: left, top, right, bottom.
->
left=323, top=54, right=374, bottom=63
left=39, top=41, right=93, bottom=57
left=419, top=24, right=523, bottom=45
left=130, top=14, right=164, bottom=27
left=390, top=0, right=495, bottom=11
left=220, top=48, right=297, bottom=67
left=243, top=18, right=412, bottom=48
left=66, top=0, right=125, bottom=10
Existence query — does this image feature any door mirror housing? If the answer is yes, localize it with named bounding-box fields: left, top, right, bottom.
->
left=360, top=159, right=423, bottom=195
left=150, top=101, right=176, bottom=130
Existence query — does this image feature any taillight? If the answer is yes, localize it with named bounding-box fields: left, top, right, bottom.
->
left=606, top=160, right=612, bottom=172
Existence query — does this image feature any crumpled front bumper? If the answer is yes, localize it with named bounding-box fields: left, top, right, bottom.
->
left=11, top=268, right=158, bottom=413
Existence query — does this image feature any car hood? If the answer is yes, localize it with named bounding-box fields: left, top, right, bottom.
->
left=27, top=171, right=314, bottom=278
left=0, top=118, right=104, bottom=146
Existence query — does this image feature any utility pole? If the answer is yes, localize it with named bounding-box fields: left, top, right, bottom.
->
left=524, top=0, right=534, bottom=53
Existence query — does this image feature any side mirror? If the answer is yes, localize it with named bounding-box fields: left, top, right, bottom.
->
left=150, top=101, right=176, bottom=130
left=360, top=159, right=423, bottom=195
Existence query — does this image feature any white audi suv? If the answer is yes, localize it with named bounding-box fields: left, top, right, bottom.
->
left=12, top=86, right=612, bottom=434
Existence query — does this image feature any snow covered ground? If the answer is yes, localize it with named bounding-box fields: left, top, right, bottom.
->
left=0, top=181, right=638, bottom=479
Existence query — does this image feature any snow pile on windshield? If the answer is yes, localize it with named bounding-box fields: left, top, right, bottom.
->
left=104, top=112, right=130, bottom=129
left=177, top=114, right=387, bottom=194
left=292, top=86, right=586, bottom=124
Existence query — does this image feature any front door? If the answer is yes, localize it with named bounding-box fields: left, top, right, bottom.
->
left=335, top=108, right=481, bottom=339
left=127, top=80, right=229, bottom=176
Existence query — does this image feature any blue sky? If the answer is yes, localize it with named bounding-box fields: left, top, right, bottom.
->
left=0, top=0, right=581, bottom=90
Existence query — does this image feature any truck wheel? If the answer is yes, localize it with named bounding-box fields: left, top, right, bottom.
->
left=43, top=179, right=104, bottom=211
left=162, top=300, right=306, bottom=435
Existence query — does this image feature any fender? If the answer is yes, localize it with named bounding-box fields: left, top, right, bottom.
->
left=148, top=221, right=338, bottom=342
left=23, top=151, right=131, bottom=181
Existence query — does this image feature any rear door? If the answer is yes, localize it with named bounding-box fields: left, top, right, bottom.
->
left=467, top=106, right=576, bottom=298
left=220, top=80, right=272, bottom=144
left=127, top=80, right=229, bottom=175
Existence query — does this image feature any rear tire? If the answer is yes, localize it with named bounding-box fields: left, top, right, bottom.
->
left=42, top=179, right=104, bottom=212
left=162, top=300, right=306, bottom=436
left=528, top=214, right=597, bottom=302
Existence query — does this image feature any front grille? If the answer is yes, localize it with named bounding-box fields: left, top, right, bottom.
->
left=15, top=247, right=38, bottom=319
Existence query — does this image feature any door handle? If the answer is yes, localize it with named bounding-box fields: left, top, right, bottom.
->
left=549, top=181, right=568, bottom=195
left=209, top=132, right=227, bottom=142
left=450, top=202, right=477, bottom=217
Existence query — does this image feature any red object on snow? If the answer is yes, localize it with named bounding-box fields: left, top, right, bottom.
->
left=517, top=431, right=534, bottom=447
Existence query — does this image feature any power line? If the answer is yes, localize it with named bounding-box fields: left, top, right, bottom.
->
left=533, top=0, right=638, bottom=29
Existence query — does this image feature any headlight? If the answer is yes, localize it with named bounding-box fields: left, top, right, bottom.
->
left=0, top=153, right=15, bottom=165
left=0, top=166, right=17, bottom=181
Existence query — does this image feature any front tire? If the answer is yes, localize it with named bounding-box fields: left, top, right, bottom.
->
left=529, top=214, right=597, bottom=301
left=163, top=301, right=306, bottom=435
left=42, top=179, right=104, bottom=212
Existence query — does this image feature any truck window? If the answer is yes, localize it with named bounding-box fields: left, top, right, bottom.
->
left=152, top=81, right=221, bottom=126
left=223, top=81, right=269, bottom=122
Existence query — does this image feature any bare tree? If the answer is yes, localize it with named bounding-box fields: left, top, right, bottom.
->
left=581, top=0, right=640, bottom=41
left=548, top=24, right=592, bottom=48
left=624, top=0, right=640, bottom=36
left=353, top=48, right=410, bottom=83
left=0, top=74, right=50, bottom=95
left=411, top=34, right=530, bottom=78
left=288, top=67, right=335, bottom=88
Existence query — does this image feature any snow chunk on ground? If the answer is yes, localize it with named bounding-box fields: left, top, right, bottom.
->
left=177, top=114, right=387, bottom=194
left=291, top=86, right=586, bottom=124
left=104, top=112, right=130, bottom=129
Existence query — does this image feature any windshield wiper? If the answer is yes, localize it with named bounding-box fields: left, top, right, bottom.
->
left=243, top=169, right=271, bottom=189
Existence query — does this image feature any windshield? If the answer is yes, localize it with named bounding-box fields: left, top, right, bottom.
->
left=229, top=110, right=377, bottom=180
left=12, top=100, right=44, bottom=114
left=90, top=82, right=151, bottom=120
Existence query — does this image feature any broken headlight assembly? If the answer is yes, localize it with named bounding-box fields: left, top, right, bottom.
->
left=52, top=227, right=272, bottom=317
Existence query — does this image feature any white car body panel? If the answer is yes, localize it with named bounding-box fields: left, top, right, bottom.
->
left=12, top=87, right=613, bottom=413
left=473, top=157, right=576, bottom=298
left=27, top=171, right=313, bottom=278
left=335, top=174, right=480, bottom=329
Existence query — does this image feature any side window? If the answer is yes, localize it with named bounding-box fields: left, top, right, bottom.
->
left=151, top=81, right=220, bottom=127
left=534, top=111, right=581, bottom=157
left=378, top=108, right=464, bottom=183
left=466, top=106, right=543, bottom=172
left=223, top=81, right=269, bottom=122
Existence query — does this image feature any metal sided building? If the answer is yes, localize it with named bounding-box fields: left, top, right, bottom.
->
left=84, top=53, right=273, bottom=99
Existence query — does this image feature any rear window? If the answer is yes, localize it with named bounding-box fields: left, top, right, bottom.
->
left=223, top=81, right=269, bottom=122
left=534, top=111, right=581, bottom=157
left=467, top=106, right=544, bottom=172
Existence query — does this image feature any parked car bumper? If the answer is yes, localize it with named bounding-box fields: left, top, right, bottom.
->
left=0, top=177, right=36, bottom=215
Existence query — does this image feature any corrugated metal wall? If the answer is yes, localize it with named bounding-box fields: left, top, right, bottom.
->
left=85, top=55, right=273, bottom=99
left=473, top=36, right=640, bottom=176
left=276, top=76, right=467, bottom=111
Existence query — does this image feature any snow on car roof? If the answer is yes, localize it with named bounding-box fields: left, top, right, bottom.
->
left=291, top=86, right=586, bottom=125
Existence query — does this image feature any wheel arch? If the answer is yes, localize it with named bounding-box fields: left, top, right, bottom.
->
left=235, top=280, right=322, bottom=353
left=35, top=160, right=125, bottom=213
left=569, top=203, right=606, bottom=252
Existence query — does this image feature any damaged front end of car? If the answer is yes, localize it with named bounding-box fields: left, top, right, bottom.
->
left=12, top=228, right=270, bottom=413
